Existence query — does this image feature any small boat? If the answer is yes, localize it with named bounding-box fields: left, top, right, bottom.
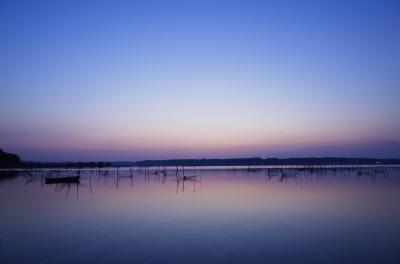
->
left=45, top=176, right=80, bottom=184
left=182, top=176, right=196, bottom=181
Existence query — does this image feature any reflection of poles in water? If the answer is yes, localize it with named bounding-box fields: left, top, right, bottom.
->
left=175, top=165, right=185, bottom=178
left=162, top=171, right=167, bottom=185
left=354, top=166, right=390, bottom=184
left=113, top=171, right=119, bottom=189
left=247, top=166, right=262, bottom=173
left=130, top=174, right=134, bottom=189
left=261, top=168, right=304, bottom=188
left=66, top=183, right=70, bottom=199
left=175, top=167, right=197, bottom=193
left=144, top=167, right=150, bottom=182
left=89, top=174, right=93, bottom=194
left=25, top=174, right=33, bottom=186
left=264, top=167, right=271, bottom=183
left=16, top=165, right=398, bottom=196
left=279, top=169, right=285, bottom=182
left=41, top=171, right=45, bottom=187
left=53, top=182, right=80, bottom=200
left=298, top=173, right=303, bottom=190
left=193, top=178, right=196, bottom=192
left=97, top=169, right=101, bottom=187
left=199, top=169, right=202, bottom=191
left=129, top=167, right=135, bottom=188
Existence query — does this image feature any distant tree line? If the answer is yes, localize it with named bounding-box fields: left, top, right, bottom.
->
left=22, top=161, right=112, bottom=168
left=0, top=148, right=111, bottom=168
left=1, top=148, right=399, bottom=168
left=0, top=149, right=22, bottom=168
left=133, top=157, right=400, bottom=167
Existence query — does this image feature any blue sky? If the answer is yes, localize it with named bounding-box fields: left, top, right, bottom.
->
left=1, top=0, right=399, bottom=161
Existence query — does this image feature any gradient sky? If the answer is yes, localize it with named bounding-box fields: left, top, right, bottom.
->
left=1, top=0, right=400, bottom=161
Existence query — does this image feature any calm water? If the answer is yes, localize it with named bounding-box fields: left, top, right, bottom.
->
left=1, top=167, right=400, bottom=263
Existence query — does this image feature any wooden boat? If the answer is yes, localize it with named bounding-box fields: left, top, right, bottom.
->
left=45, top=176, right=80, bottom=184
left=182, top=176, right=196, bottom=181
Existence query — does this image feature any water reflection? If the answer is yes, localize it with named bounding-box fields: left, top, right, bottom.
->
left=0, top=166, right=400, bottom=263
left=0, top=166, right=397, bottom=199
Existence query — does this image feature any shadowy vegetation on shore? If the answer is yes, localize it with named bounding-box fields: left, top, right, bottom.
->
left=0, top=149, right=111, bottom=168
left=22, top=161, right=112, bottom=168
left=133, top=157, right=400, bottom=167
left=0, top=149, right=21, bottom=168
left=1, top=148, right=399, bottom=168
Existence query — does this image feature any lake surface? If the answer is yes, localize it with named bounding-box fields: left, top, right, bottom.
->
left=1, top=166, right=400, bottom=263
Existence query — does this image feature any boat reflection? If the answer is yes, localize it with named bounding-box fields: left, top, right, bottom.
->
left=0, top=165, right=398, bottom=199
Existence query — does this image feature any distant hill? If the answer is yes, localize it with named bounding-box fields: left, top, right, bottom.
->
left=22, top=161, right=112, bottom=168
left=1, top=149, right=399, bottom=168
left=0, top=149, right=21, bottom=168
left=132, top=157, right=400, bottom=167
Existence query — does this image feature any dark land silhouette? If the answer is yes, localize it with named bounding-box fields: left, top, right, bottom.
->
left=22, top=161, right=112, bottom=168
left=0, top=149, right=21, bottom=168
left=0, top=148, right=111, bottom=168
left=132, top=157, right=400, bottom=167
left=1, top=148, right=399, bottom=168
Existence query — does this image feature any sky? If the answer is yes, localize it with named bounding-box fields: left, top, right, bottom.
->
left=0, top=0, right=400, bottom=161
